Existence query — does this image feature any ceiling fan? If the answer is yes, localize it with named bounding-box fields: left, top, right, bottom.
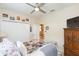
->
left=26, top=3, right=46, bottom=14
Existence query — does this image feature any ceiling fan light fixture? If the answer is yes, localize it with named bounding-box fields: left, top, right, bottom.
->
left=35, top=7, right=39, bottom=11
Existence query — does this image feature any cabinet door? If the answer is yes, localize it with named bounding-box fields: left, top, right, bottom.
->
left=72, top=30, right=79, bottom=55
left=64, top=30, right=73, bottom=49
left=64, top=48, right=76, bottom=56
left=64, top=30, right=73, bottom=56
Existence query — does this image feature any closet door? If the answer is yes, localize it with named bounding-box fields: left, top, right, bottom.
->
left=32, top=24, right=40, bottom=40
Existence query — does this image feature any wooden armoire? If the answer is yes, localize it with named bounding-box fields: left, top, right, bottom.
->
left=64, top=28, right=79, bottom=56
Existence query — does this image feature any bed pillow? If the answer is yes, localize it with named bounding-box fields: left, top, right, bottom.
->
left=16, top=41, right=27, bottom=56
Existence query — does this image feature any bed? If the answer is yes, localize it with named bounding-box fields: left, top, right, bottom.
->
left=0, top=35, right=58, bottom=56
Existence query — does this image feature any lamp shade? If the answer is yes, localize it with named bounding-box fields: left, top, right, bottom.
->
left=35, top=7, right=39, bottom=11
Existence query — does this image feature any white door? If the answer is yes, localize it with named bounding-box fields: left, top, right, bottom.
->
left=32, top=24, right=40, bottom=40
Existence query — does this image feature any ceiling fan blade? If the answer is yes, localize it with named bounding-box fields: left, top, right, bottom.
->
left=36, top=3, right=39, bottom=6
left=38, top=3, right=45, bottom=7
left=39, top=8, right=46, bottom=14
left=30, top=10, right=35, bottom=14
left=50, top=9, right=55, bottom=12
left=26, top=3, right=35, bottom=8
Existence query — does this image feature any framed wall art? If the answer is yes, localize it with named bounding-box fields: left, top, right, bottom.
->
left=22, top=19, right=25, bottom=22
left=46, top=26, right=49, bottom=30
left=16, top=16, right=20, bottom=20
left=26, top=18, right=29, bottom=21
left=2, top=13, right=8, bottom=18
left=30, top=25, right=32, bottom=32
left=10, top=16, right=15, bottom=20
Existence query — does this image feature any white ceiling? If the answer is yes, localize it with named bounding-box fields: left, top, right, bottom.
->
left=0, top=3, right=75, bottom=18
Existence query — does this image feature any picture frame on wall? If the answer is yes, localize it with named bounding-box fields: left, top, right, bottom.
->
left=22, top=19, right=25, bottom=22
left=46, top=26, right=49, bottom=30
left=26, top=18, right=29, bottom=21
left=2, top=13, right=8, bottom=18
left=16, top=16, right=20, bottom=20
left=10, top=16, right=15, bottom=20
left=30, top=25, right=32, bottom=32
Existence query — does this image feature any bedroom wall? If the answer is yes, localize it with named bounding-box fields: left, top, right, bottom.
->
left=40, top=4, right=79, bottom=53
left=0, top=8, right=40, bottom=42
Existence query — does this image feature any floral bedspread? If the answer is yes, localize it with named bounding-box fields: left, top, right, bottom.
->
left=0, top=38, right=21, bottom=56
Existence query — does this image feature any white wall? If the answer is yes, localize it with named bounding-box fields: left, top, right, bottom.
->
left=41, top=4, right=79, bottom=53
left=0, top=8, right=40, bottom=42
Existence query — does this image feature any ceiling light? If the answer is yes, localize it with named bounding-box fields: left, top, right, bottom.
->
left=35, top=7, right=39, bottom=11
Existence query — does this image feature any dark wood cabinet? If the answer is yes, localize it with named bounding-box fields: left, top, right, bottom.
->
left=64, top=28, right=79, bottom=56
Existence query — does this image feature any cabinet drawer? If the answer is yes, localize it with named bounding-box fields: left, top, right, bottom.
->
left=64, top=47, right=78, bottom=56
